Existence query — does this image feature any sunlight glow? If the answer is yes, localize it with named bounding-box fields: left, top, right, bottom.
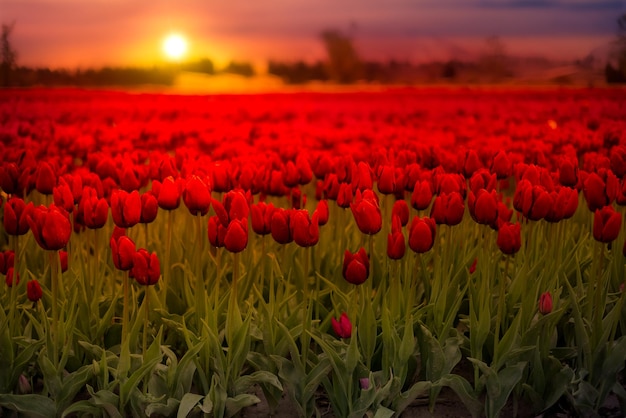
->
left=163, top=33, right=187, bottom=61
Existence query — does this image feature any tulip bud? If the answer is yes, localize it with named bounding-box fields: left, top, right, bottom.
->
left=343, top=248, right=369, bottom=285
left=331, top=312, right=352, bottom=338
left=497, top=222, right=521, bottom=255
left=27, top=279, right=43, bottom=302
left=539, top=292, right=553, bottom=315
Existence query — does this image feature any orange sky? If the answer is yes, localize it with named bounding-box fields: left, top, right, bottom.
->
left=1, top=0, right=624, bottom=69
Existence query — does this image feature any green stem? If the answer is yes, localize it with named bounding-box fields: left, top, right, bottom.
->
left=122, top=270, right=129, bottom=348
left=142, top=287, right=149, bottom=359
left=50, top=250, right=60, bottom=368
left=592, top=243, right=604, bottom=347
left=494, top=255, right=510, bottom=362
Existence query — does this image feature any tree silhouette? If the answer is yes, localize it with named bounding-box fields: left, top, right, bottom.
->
left=1, top=22, right=18, bottom=87
left=320, top=29, right=362, bottom=84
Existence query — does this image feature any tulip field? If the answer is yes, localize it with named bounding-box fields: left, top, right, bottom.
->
left=1, top=87, right=626, bottom=418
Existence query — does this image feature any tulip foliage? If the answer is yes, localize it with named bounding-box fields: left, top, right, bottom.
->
left=0, top=88, right=626, bottom=418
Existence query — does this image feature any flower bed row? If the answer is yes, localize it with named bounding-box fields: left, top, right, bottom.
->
left=0, top=88, right=625, bottom=418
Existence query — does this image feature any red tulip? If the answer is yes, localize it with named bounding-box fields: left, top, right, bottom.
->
left=583, top=170, right=619, bottom=212
left=208, top=216, right=226, bottom=247
left=223, top=190, right=250, bottom=221
left=387, top=215, right=405, bottom=260
left=491, top=150, right=512, bottom=180
left=343, top=248, right=369, bottom=285
left=314, top=200, right=329, bottom=226
left=336, top=183, right=353, bottom=209
left=53, top=182, right=75, bottom=213
left=469, top=169, right=497, bottom=194
left=291, top=210, right=319, bottom=247
left=392, top=199, right=409, bottom=226
left=377, top=165, right=396, bottom=195
left=60, top=250, right=68, bottom=273
left=224, top=219, right=248, bottom=253
left=183, top=176, right=211, bottom=216
left=468, top=189, right=498, bottom=225
left=408, top=216, right=436, bottom=253
left=350, top=189, right=382, bottom=235
left=140, top=192, right=158, bottom=224
left=514, top=181, right=551, bottom=221
left=593, top=205, right=622, bottom=243
left=154, top=176, right=182, bottom=210
left=35, top=161, right=56, bottom=195
left=27, top=279, right=43, bottom=302
left=430, top=192, right=464, bottom=226
left=0, top=250, right=15, bottom=275
left=469, top=258, right=477, bottom=274
left=80, top=187, right=109, bottom=229
left=545, top=187, right=578, bottom=223
left=270, top=208, right=293, bottom=244
left=5, top=267, right=19, bottom=288
left=4, top=197, right=33, bottom=236
left=131, top=249, right=160, bottom=285
left=411, top=180, right=433, bottom=211
left=0, top=162, right=21, bottom=195
left=110, top=234, right=136, bottom=271
left=497, top=222, right=521, bottom=255
left=111, top=189, right=141, bottom=228
left=538, top=292, right=552, bottom=315
left=462, top=149, right=482, bottom=178
left=27, top=205, right=71, bottom=251
left=323, top=174, right=340, bottom=200
left=251, top=202, right=276, bottom=235
left=558, top=157, right=579, bottom=188
left=331, top=312, right=352, bottom=339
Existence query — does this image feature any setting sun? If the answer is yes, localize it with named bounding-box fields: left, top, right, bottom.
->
left=162, top=33, right=187, bottom=61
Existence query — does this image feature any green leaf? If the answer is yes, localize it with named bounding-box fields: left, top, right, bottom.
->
left=56, top=364, right=96, bottom=414
left=486, top=362, right=527, bottom=418
left=177, top=393, right=204, bottom=418
left=0, top=394, right=56, bottom=418
left=392, top=380, right=431, bottom=415
left=373, top=405, right=395, bottom=418
left=120, top=328, right=163, bottom=408
left=225, top=393, right=261, bottom=417
left=438, top=374, right=482, bottom=418
left=233, top=371, right=283, bottom=395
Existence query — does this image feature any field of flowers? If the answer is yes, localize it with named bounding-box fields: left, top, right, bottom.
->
left=0, top=87, right=625, bottom=418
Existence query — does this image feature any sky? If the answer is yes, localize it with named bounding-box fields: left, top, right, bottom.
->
left=1, top=0, right=625, bottom=69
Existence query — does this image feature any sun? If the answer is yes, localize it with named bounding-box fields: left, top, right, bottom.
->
left=162, top=33, right=187, bottom=61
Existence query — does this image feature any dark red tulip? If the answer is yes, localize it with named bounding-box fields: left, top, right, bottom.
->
left=538, top=292, right=553, bottom=315
left=491, top=150, right=512, bottom=180
left=0, top=162, right=21, bottom=195
left=224, top=219, right=248, bottom=253
left=291, top=210, right=319, bottom=247
left=5, top=267, right=19, bottom=288
left=60, top=250, right=68, bottom=273
left=154, top=176, right=182, bottom=210
left=336, top=183, right=353, bottom=209
left=223, top=190, right=250, bottom=221
left=392, top=199, right=409, bottom=226
left=469, top=258, right=477, bottom=274
left=387, top=215, right=406, bottom=260
left=435, top=173, right=466, bottom=198
left=270, top=208, right=293, bottom=244
left=610, top=145, right=626, bottom=178
left=430, top=192, right=465, bottom=226
left=27, top=279, right=43, bottom=302
left=353, top=161, right=373, bottom=191
left=545, top=187, right=579, bottom=223
left=558, top=157, right=579, bottom=188
left=0, top=250, right=15, bottom=275
left=291, top=187, right=305, bottom=209
left=314, top=200, right=329, bottom=226
left=593, top=205, right=622, bottom=243
left=468, top=189, right=498, bottom=225
left=251, top=202, right=276, bottom=235
left=183, top=176, right=211, bottom=216
left=514, top=181, right=551, bottom=221
left=27, top=205, right=71, bottom=251
left=350, top=189, right=382, bottom=235
left=469, top=169, right=497, bottom=194
left=110, top=234, right=136, bottom=271
left=81, top=187, right=109, bottom=229
left=462, top=149, right=482, bottom=178
left=408, top=216, right=436, bottom=253
left=111, top=190, right=141, bottom=228
left=331, top=312, right=352, bottom=339
left=583, top=170, right=619, bottom=212
left=140, top=192, right=158, bottom=224
left=4, top=197, right=32, bottom=236
left=411, top=180, right=433, bottom=211
left=208, top=216, right=226, bottom=247
left=343, top=247, right=370, bottom=285
left=497, top=222, right=521, bottom=255
left=35, top=161, right=56, bottom=195
left=53, top=182, right=74, bottom=213
left=131, top=249, right=160, bottom=285
left=377, top=165, right=396, bottom=195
